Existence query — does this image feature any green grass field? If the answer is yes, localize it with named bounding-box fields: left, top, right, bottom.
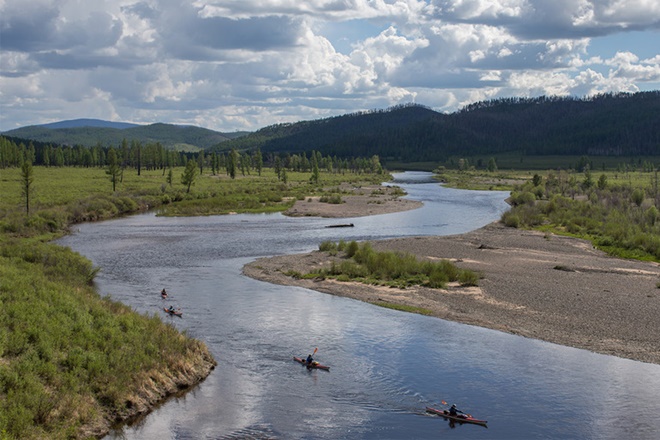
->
left=0, top=166, right=386, bottom=218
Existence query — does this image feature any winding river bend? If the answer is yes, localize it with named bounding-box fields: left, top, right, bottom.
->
left=57, top=172, right=660, bottom=439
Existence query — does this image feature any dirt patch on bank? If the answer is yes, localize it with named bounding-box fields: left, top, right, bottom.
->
left=284, top=184, right=423, bottom=218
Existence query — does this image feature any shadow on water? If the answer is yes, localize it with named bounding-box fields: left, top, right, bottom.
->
left=56, top=172, right=660, bottom=440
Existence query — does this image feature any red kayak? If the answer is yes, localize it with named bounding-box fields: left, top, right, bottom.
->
left=425, top=407, right=487, bottom=426
left=293, top=356, right=330, bottom=371
left=163, top=307, right=182, bottom=317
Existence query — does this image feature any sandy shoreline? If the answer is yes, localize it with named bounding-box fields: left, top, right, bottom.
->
left=283, top=183, right=423, bottom=218
left=244, top=191, right=660, bottom=365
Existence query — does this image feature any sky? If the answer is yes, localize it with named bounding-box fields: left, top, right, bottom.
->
left=1, top=0, right=659, bottom=133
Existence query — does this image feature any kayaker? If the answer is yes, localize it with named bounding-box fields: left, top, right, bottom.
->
left=161, top=288, right=167, bottom=296
left=448, top=404, right=465, bottom=418
left=305, top=353, right=314, bottom=366
left=168, top=305, right=175, bottom=313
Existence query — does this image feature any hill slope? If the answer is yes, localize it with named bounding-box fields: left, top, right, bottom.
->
left=2, top=121, right=235, bottom=150
left=39, top=118, right=140, bottom=130
left=215, top=92, right=660, bottom=161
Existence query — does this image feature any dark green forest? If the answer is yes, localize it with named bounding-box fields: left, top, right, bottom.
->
left=214, top=91, right=660, bottom=163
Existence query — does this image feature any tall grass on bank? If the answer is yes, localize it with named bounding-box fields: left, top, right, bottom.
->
left=0, top=240, right=214, bottom=439
left=304, top=241, right=479, bottom=288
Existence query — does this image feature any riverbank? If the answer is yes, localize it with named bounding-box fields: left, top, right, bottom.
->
left=90, top=340, right=217, bottom=438
left=244, top=221, right=660, bottom=365
left=0, top=238, right=218, bottom=440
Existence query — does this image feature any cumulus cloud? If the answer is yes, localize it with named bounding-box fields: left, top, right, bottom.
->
left=0, top=0, right=658, bottom=131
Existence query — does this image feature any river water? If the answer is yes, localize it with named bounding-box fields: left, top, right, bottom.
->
left=57, top=172, right=660, bottom=439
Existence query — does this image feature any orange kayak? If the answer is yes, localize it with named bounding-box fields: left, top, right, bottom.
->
left=293, top=356, right=329, bottom=371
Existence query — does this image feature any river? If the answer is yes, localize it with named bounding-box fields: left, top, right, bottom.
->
left=57, top=172, right=660, bottom=439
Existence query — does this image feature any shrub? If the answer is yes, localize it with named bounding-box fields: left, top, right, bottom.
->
left=319, top=241, right=338, bottom=252
left=502, top=212, right=520, bottom=228
left=345, top=241, right=359, bottom=258
left=319, top=194, right=343, bottom=204
left=510, top=191, right=536, bottom=206
left=458, top=270, right=480, bottom=286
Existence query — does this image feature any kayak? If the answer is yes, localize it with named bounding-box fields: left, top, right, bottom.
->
left=425, top=407, right=487, bottom=426
left=293, top=356, right=330, bottom=371
left=163, top=307, right=182, bottom=317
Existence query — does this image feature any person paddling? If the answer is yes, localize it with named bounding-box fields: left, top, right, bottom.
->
left=161, top=288, right=167, bottom=298
left=448, top=404, right=466, bottom=418
left=305, top=347, right=318, bottom=367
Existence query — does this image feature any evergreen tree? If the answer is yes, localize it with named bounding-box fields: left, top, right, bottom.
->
left=20, top=160, right=34, bottom=216
left=487, top=157, right=498, bottom=172
left=583, top=165, right=593, bottom=189
left=106, top=148, right=121, bottom=192
left=310, top=151, right=320, bottom=184
left=132, top=140, right=142, bottom=176
left=227, top=149, right=238, bottom=179
left=211, top=152, right=218, bottom=175
left=197, top=151, right=205, bottom=175
left=181, top=160, right=197, bottom=193
left=254, top=148, right=263, bottom=176
left=274, top=156, right=282, bottom=180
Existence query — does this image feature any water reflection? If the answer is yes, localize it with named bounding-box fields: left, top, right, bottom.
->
left=56, top=173, right=660, bottom=440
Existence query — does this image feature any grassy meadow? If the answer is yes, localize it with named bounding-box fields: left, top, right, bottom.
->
left=0, top=166, right=386, bottom=222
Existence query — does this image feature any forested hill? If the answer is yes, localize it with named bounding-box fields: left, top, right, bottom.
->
left=215, top=92, right=660, bottom=161
left=2, top=122, right=239, bottom=151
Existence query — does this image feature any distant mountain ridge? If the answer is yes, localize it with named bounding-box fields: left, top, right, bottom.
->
left=38, top=119, right=141, bottom=130
left=4, top=91, right=659, bottom=159
left=215, top=92, right=660, bottom=161
left=2, top=120, right=240, bottom=151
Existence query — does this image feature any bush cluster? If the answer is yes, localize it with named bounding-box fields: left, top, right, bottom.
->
left=503, top=171, right=660, bottom=261
left=315, top=241, right=479, bottom=288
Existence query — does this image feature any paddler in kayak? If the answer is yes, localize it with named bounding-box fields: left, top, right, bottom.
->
left=448, top=404, right=466, bottom=418
left=305, top=353, right=314, bottom=366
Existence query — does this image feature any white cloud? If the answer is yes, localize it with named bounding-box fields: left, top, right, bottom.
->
left=1, top=0, right=659, bottom=131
